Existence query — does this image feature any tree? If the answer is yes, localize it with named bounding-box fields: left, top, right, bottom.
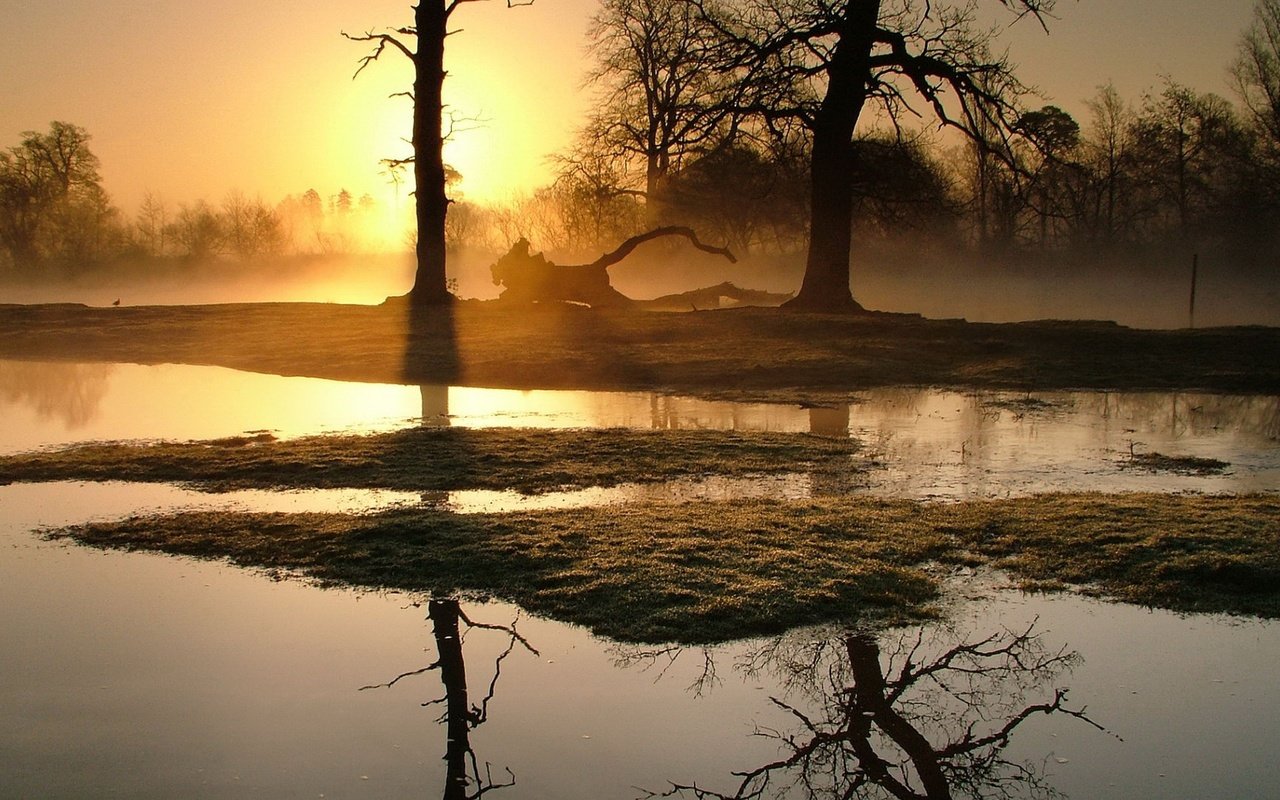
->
left=698, top=0, right=1053, bottom=311
left=647, top=622, right=1104, bottom=800
left=1129, top=82, right=1247, bottom=238
left=663, top=143, right=803, bottom=254
left=1234, top=0, right=1280, bottom=159
left=1232, top=0, right=1280, bottom=234
left=1013, top=105, right=1081, bottom=247
left=847, top=134, right=957, bottom=239
left=1079, top=82, right=1138, bottom=245
left=0, top=121, right=108, bottom=267
left=166, top=200, right=225, bottom=260
left=223, top=191, right=285, bottom=259
left=346, top=1, right=532, bottom=307
left=583, top=0, right=741, bottom=221
left=360, top=599, right=538, bottom=799
left=134, top=192, right=171, bottom=257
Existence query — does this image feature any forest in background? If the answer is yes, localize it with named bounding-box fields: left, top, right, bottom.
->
left=1, top=0, right=1278, bottom=325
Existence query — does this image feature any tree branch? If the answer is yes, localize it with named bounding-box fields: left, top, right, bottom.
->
left=589, top=226, right=738, bottom=270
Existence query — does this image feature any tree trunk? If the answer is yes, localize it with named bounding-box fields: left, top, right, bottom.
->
left=846, top=634, right=952, bottom=798
left=411, top=0, right=453, bottom=305
left=429, top=599, right=473, bottom=800
left=783, top=0, right=881, bottom=313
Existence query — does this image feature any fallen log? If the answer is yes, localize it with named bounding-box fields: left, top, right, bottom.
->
left=638, top=281, right=794, bottom=311
left=491, top=227, right=737, bottom=307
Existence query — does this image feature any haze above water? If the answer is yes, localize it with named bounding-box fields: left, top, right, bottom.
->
left=2, top=360, right=1278, bottom=798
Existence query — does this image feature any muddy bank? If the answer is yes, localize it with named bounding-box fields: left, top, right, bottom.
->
left=1, top=301, right=1277, bottom=397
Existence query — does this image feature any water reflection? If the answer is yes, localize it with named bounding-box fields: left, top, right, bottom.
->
left=421, top=384, right=452, bottom=427
left=0, top=360, right=113, bottom=428
left=2, top=360, right=1277, bottom=497
left=646, top=623, right=1104, bottom=800
left=361, top=599, right=539, bottom=799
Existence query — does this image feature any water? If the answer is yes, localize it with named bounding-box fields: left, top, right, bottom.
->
left=2, top=359, right=1279, bottom=798
left=3, top=486, right=1279, bottom=799
left=3, top=360, right=1278, bottom=503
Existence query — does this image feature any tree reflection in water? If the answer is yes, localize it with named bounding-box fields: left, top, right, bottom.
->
left=361, top=598, right=538, bottom=799
left=644, top=621, right=1109, bottom=800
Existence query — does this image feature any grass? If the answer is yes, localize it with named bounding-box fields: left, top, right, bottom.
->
left=1123, top=451, right=1231, bottom=475
left=0, top=427, right=860, bottom=493
left=2, top=301, right=1278, bottom=397
left=43, top=493, right=1280, bottom=644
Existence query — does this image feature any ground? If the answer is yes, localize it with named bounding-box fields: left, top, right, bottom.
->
left=1, top=300, right=1277, bottom=396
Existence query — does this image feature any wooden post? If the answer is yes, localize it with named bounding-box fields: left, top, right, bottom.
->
left=1189, top=253, right=1199, bottom=329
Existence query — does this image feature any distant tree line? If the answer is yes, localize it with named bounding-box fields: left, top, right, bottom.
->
left=0, top=122, right=395, bottom=275
left=5, top=0, right=1279, bottom=290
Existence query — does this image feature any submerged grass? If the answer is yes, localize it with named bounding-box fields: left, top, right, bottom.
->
left=1123, top=451, right=1231, bottom=475
left=46, top=493, right=1280, bottom=643
left=0, top=427, right=860, bottom=493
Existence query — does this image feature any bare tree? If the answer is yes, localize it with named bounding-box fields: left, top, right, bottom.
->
left=1129, top=82, right=1247, bottom=237
left=345, top=0, right=532, bottom=307
left=1234, top=0, right=1280, bottom=157
left=1080, top=82, right=1137, bottom=244
left=0, top=121, right=107, bottom=267
left=134, top=192, right=170, bottom=257
left=360, top=599, right=539, bottom=799
left=646, top=622, right=1108, bottom=800
left=694, top=0, right=1053, bottom=312
left=583, top=0, right=742, bottom=223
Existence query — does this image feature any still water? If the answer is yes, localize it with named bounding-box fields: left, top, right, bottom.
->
left=2, top=359, right=1279, bottom=798
left=2, top=360, right=1278, bottom=501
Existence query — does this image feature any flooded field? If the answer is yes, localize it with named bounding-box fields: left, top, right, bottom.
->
left=4, top=482, right=1280, bottom=799
left=2, top=359, right=1279, bottom=798
left=3, top=360, right=1278, bottom=503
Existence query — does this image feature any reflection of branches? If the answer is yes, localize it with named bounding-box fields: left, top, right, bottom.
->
left=361, top=599, right=538, bottom=800
left=611, top=644, right=721, bottom=697
left=648, top=621, right=1107, bottom=800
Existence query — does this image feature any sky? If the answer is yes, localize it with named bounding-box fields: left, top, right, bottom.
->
left=0, top=0, right=1264, bottom=217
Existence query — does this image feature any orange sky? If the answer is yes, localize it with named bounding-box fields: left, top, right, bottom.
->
left=0, top=1, right=1262, bottom=218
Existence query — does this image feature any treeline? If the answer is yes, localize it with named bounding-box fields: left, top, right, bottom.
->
left=446, top=0, right=1280, bottom=268
left=5, top=0, right=1280, bottom=279
left=0, top=122, right=396, bottom=275
left=411, top=1, right=1280, bottom=275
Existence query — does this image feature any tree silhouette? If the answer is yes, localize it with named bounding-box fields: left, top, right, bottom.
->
left=645, top=621, right=1108, bottom=800
left=0, top=121, right=108, bottom=267
left=583, top=0, right=742, bottom=223
left=1233, top=0, right=1280, bottom=161
left=695, top=0, right=1054, bottom=312
left=346, top=1, right=532, bottom=307
left=360, top=599, right=539, bottom=799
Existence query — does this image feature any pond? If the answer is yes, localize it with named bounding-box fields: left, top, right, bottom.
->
left=2, top=359, right=1279, bottom=798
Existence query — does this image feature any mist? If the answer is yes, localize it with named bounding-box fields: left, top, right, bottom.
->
left=5, top=237, right=1275, bottom=332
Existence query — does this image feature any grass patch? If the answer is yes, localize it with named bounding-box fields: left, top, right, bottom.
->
left=46, top=492, right=1280, bottom=643
left=1123, top=451, right=1231, bottom=475
left=0, top=427, right=859, bottom=493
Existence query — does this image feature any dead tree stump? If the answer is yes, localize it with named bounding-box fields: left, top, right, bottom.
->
left=491, top=227, right=737, bottom=307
